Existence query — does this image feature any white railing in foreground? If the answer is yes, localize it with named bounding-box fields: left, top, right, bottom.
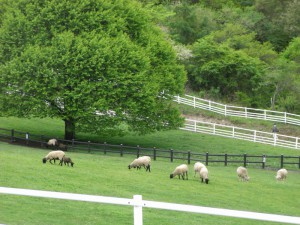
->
left=174, top=95, right=300, bottom=126
left=182, top=119, right=300, bottom=150
left=1, top=187, right=300, bottom=225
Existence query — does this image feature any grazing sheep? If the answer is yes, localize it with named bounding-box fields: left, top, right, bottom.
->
left=276, top=168, right=288, bottom=181
left=128, top=156, right=151, bottom=172
left=62, top=156, right=74, bottom=167
left=58, top=143, right=68, bottom=151
left=46, top=139, right=58, bottom=149
left=194, top=162, right=206, bottom=177
left=237, top=166, right=250, bottom=181
left=170, top=164, right=188, bottom=180
left=42, top=150, right=65, bottom=166
left=199, top=166, right=209, bottom=184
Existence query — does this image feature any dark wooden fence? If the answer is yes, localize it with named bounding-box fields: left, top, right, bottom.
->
left=1, top=128, right=299, bottom=169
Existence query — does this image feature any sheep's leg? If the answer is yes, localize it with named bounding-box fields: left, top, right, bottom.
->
left=49, top=159, right=53, bottom=164
left=59, top=159, right=63, bottom=166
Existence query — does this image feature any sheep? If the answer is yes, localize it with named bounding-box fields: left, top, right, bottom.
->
left=62, top=156, right=74, bottom=167
left=276, top=168, right=288, bottom=181
left=194, top=162, right=206, bottom=177
left=199, top=166, right=209, bottom=184
left=237, top=166, right=250, bottom=181
left=42, top=150, right=65, bottom=166
left=46, top=139, right=58, bottom=149
left=128, top=156, right=151, bottom=172
left=58, top=143, right=68, bottom=151
left=170, top=164, right=188, bottom=180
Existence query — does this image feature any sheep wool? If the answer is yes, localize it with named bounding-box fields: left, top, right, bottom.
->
left=276, top=168, right=288, bottom=181
left=237, top=166, right=250, bottom=181
left=199, top=166, right=209, bottom=184
left=170, top=164, right=188, bottom=180
left=46, top=139, right=58, bottom=149
left=62, top=156, right=74, bottom=167
left=194, top=162, right=206, bottom=177
left=128, top=156, right=151, bottom=172
left=42, top=150, right=65, bottom=166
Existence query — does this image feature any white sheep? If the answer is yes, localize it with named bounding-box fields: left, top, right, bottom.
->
left=199, top=166, right=209, bottom=184
left=237, top=166, right=250, bottom=181
left=170, top=164, right=188, bottom=180
left=42, top=150, right=65, bottom=166
left=276, top=168, right=288, bottom=181
left=128, top=156, right=151, bottom=172
left=194, top=162, right=206, bottom=177
left=46, top=139, right=58, bottom=149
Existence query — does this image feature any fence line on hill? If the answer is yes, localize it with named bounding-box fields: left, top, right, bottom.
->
left=1, top=187, right=300, bottom=225
left=0, top=127, right=299, bottom=169
left=174, top=95, right=300, bottom=126
left=181, top=119, right=300, bottom=150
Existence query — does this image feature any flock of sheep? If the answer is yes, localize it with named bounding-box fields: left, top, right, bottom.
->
left=43, top=139, right=289, bottom=182
left=128, top=155, right=288, bottom=183
left=42, top=139, right=74, bottom=167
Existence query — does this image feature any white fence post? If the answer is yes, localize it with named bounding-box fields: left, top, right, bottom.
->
left=133, top=195, right=143, bottom=225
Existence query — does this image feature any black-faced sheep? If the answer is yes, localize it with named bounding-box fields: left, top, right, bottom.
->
left=199, top=166, right=209, bottom=184
left=194, top=162, right=206, bottom=177
left=42, top=150, right=65, bottom=166
left=62, top=156, right=74, bottom=167
left=237, top=166, right=250, bottom=181
left=276, top=168, right=288, bottom=181
left=128, top=156, right=151, bottom=172
left=170, top=164, right=188, bottom=180
left=46, top=139, right=58, bottom=149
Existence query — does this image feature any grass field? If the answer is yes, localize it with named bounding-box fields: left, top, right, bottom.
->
left=1, top=142, right=300, bottom=225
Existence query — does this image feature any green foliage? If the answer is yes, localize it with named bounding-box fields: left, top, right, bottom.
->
left=1, top=143, right=300, bottom=225
left=166, top=4, right=219, bottom=44
left=188, top=37, right=264, bottom=103
left=0, top=0, right=186, bottom=139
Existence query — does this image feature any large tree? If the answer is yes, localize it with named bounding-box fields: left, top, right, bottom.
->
left=0, top=0, right=186, bottom=140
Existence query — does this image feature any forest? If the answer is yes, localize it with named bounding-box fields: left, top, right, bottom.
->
left=140, top=0, right=300, bottom=112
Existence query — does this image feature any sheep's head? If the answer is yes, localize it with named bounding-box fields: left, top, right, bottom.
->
left=170, top=174, right=174, bottom=179
left=71, top=162, right=74, bottom=167
left=42, top=158, right=47, bottom=163
left=205, top=178, right=209, bottom=184
left=128, top=165, right=131, bottom=169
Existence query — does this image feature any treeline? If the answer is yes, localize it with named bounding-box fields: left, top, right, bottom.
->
left=139, top=0, right=300, bottom=113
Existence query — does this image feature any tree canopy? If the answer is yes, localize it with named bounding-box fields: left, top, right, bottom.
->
left=0, top=0, right=186, bottom=139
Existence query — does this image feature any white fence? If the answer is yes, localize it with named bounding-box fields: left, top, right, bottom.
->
left=182, top=119, right=300, bottom=150
left=1, top=187, right=300, bottom=225
left=174, top=95, right=300, bottom=126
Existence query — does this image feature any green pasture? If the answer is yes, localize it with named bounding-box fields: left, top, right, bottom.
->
left=1, top=142, right=300, bottom=225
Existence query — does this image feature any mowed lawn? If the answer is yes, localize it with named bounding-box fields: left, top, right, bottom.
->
left=1, top=142, right=300, bottom=225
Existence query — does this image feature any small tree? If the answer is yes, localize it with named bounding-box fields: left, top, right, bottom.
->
left=0, top=0, right=186, bottom=140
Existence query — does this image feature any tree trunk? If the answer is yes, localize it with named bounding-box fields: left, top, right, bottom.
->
left=64, top=119, right=75, bottom=140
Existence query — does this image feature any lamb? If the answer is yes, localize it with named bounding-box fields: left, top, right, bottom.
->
left=62, top=156, right=74, bottom=167
left=42, top=150, right=65, bottom=166
left=128, top=156, right=151, bottom=172
left=46, top=139, right=58, bottom=149
left=194, top=162, right=206, bottom=177
left=170, top=164, right=188, bottom=180
left=237, top=166, right=250, bottom=181
left=199, top=166, right=209, bottom=184
left=276, top=168, right=288, bottom=181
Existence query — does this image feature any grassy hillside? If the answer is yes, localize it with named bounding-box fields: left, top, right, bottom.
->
left=1, top=142, right=300, bottom=225
left=0, top=116, right=299, bottom=158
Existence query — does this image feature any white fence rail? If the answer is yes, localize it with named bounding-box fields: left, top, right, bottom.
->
left=174, top=95, right=300, bottom=126
left=1, top=187, right=300, bottom=225
left=182, top=119, right=300, bottom=150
